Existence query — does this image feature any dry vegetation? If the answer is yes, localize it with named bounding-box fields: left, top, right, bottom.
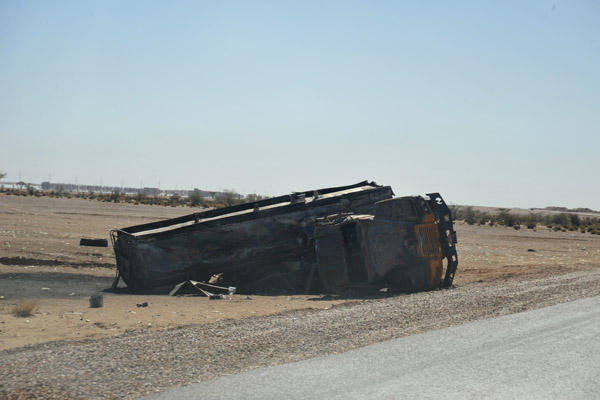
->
left=11, top=300, right=38, bottom=317
left=0, top=185, right=265, bottom=209
left=450, top=205, right=600, bottom=234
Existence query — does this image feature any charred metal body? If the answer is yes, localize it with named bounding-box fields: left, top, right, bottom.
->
left=111, top=181, right=458, bottom=294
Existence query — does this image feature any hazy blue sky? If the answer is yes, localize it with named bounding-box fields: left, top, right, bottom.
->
left=1, top=1, right=598, bottom=209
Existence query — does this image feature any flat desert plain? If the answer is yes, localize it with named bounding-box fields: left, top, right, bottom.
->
left=1, top=194, right=600, bottom=399
left=1, top=194, right=598, bottom=350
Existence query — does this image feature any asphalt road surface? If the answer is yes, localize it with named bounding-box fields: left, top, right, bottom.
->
left=147, top=295, right=600, bottom=400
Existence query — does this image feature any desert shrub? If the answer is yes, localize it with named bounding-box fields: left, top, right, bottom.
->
left=552, top=213, right=569, bottom=227
left=135, top=192, right=147, bottom=203
left=498, top=210, right=518, bottom=227
left=189, top=191, right=203, bottom=207
left=110, top=190, right=122, bottom=203
left=245, top=193, right=266, bottom=203
left=524, top=213, right=540, bottom=228
left=26, top=184, right=37, bottom=196
left=170, top=194, right=181, bottom=207
left=451, top=205, right=461, bottom=215
left=218, top=189, right=244, bottom=207
left=448, top=205, right=459, bottom=219
left=12, top=300, right=39, bottom=317
left=586, top=220, right=600, bottom=233
left=463, top=207, right=476, bottom=225
left=569, top=214, right=581, bottom=227
left=150, top=195, right=160, bottom=206
left=55, top=185, right=66, bottom=197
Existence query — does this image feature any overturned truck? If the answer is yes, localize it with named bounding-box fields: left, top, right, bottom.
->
left=111, top=181, right=458, bottom=294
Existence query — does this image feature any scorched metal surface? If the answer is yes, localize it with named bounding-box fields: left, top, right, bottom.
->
left=110, top=181, right=458, bottom=294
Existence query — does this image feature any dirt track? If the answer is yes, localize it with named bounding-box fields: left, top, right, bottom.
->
left=1, top=194, right=600, bottom=398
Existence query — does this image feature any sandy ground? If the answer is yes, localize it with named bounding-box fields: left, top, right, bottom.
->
left=1, top=194, right=600, bottom=351
left=453, top=222, right=600, bottom=284
left=0, top=280, right=345, bottom=351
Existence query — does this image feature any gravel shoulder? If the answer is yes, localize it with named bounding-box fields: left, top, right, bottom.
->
left=2, top=268, right=600, bottom=399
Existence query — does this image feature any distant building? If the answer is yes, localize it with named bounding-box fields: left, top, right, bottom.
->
left=141, top=187, right=161, bottom=196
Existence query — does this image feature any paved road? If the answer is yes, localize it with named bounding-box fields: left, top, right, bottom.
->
left=147, top=295, right=600, bottom=399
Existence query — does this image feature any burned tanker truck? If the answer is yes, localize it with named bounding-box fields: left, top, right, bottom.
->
left=110, top=181, right=458, bottom=294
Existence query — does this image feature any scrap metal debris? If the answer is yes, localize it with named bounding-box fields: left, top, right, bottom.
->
left=169, top=280, right=232, bottom=298
left=80, top=238, right=108, bottom=247
left=111, top=181, right=458, bottom=295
